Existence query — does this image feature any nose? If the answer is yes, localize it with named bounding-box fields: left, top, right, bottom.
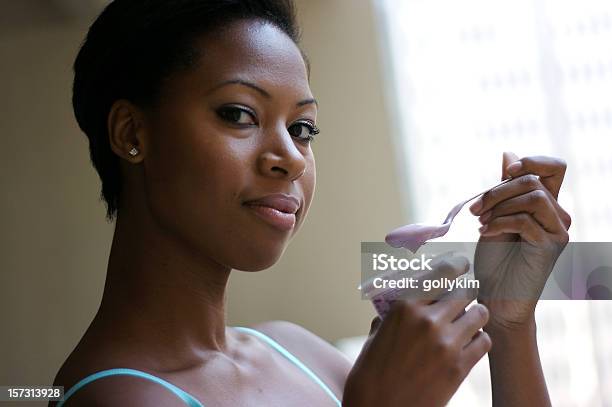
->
left=257, top=125, right=307, bottom=181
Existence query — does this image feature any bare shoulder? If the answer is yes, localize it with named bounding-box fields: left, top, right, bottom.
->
left=51, top=349, right=190, bottom=407
left=251, top=320, right=353, bottom=396
left=50, top=374, right=190, bottom=406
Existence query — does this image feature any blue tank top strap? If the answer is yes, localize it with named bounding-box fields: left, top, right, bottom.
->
left=56, top=367, right=204, bottom=407
left=233, top=326, right=342, bottom=406
left=58, top=326, right=341, bottom=407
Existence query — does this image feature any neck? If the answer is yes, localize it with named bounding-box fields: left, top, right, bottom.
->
left=92, top=206, right=233, bottom=370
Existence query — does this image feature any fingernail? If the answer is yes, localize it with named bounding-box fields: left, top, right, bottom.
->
left=506, top=161, right=522, bottom=174
left=479, top=225, right=488, bottom=233
left=479, top=211, right=492, bottom=223
left=470, top=199, right=483, bottom=214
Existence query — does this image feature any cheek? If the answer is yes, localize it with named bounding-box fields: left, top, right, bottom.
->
left=298, top=155, right=316, bottom=218
left=143, top=120, right=253, bottom=239
left=305, top=156, right=316, bottom=201
left=148, top=106, right=248, bottom=191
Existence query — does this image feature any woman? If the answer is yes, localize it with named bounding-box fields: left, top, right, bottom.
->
left=52, top=0, right=571, bottom=405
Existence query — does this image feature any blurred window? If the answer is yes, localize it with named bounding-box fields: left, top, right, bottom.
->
left=372, top=0, right=612, bottom=405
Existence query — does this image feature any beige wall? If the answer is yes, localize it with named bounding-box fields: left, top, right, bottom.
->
left=0, top=0, right=408, bottom=388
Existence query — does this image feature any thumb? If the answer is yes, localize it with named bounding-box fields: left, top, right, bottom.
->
left=369, top=316, right=382, bottom=335
left=502, top=151, right=520, bottom=180
left=479, top=151, right=521, bottom=243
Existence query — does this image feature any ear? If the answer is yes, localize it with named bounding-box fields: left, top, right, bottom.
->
left=107, top=99, right=147, bottom=163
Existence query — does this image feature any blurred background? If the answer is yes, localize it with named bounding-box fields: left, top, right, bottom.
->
left=1, top=0, right=611, bottom=406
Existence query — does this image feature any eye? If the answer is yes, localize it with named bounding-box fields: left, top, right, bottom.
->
left=288, top=120, right=320, bottom=143
left=216, top=105, right=257, bottom=126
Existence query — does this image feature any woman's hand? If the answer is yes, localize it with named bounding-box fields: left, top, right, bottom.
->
left=470, top=152, right=571, bottom=332
left=343, top=257, right=491, bottom=407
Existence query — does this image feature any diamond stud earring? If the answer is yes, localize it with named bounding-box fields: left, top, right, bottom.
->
left=129, top=147, right=139, bottom=156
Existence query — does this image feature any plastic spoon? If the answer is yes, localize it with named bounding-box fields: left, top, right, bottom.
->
left=385, top=177, right=514, bottom=252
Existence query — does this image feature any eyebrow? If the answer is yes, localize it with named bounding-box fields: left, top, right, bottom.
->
left=208, top=79, right=318, bottom=108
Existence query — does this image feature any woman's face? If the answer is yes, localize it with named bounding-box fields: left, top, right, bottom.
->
left=140, top=19, right=317, bottom=271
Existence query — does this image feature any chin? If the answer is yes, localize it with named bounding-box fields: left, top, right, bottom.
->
left=222, top=212, right=302, bottom=271
left=228, top=234, right=292, bottom=271
left=231, top=249, right=286, bottom=272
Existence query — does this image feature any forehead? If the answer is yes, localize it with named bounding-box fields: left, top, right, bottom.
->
left=190, top=19, right=310, bottom=94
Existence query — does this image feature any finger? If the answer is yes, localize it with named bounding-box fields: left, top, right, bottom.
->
left=501, top=151, right=520, bottom=181
left=475, top=178, right=571, bottom=231
left=460, top=331, right=492, bottom=371
left=524, top=187, right=572, bottom=230
left=359, top=316, right=384, bottom=352
left=369, top=316, right=382, bottom=334
left=452, top=304, right=489, bottom=346
left=479, top=213, right=549, bottom=245
left=416, top=256, right=471, bottom=302
left=478, top=190, right=566, bottom=234
left=505, top=155, right=567, bottom=199
left=532, top=201, right=572, bottom=231
left=501, top=153, right=571, bottom=229
left=386, top=255, right=471, bottom=305
left=558, top=205, right=572, bottom=230
left=430, top=287, right=478, bottom=323
left=470, top=174, right=544, bottom=216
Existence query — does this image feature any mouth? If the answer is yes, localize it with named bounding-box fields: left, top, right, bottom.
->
left=243, top=194, right=301, bottom=232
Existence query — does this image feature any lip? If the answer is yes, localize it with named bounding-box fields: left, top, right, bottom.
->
left=243, top=194, right=301, bottom=232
